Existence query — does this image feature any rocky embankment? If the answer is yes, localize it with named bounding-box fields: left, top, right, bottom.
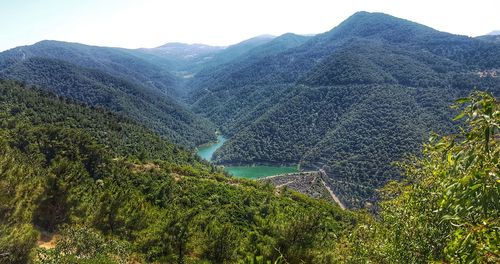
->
left=260, top=170, right=346, bottom=209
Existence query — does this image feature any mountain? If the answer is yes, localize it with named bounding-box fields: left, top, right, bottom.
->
left=487, top=30, right=500, bottom=35
left=186, top=32, right=313, bottom=109
left=139, top=35, right=277, bottom=77
left=207, top=35, right=276, bottom=65
left=0, top=80, right=354, bottom=263
left=187, top=11, right=500, bottom=207
left=138, top=42, right=224, bottom=76
left=1, top=11, right=498, bottom=263
left=143, top=42, right=223, bottom=59
left=242, top=33, right=311, bottom=58
left=0, top=53, right=216, bottom=147
left=477, top=34, right=500, bottom=44
left=0, top=40, right=183, bottom=96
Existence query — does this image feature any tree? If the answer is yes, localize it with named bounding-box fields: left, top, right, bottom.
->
left=380, top=91, right=499, bottom=263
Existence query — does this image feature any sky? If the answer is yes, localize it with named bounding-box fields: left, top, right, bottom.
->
left=0, top=0, right=499, bottom=51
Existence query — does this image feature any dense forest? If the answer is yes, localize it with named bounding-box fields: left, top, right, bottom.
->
left=0, top=80, right=497, bottom=263
left=0, top=11, right=498, bottom=208
left=0, top=40, right=178, bottom=96
left=0, top=53, right=216, bottom=148
left=214, top=85, right=461, bottom=207
left=0, top=80, right=355, bottom=263
left=1, top=9, right=499, bottom=263
left=186, top=11, right=500, bottom=207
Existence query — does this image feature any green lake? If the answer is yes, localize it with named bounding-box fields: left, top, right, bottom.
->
left=197, top=135, right=227, bottom=161
left=196, top=135, right=298, bottom=179
left=225, top=166, right=298, bottom=179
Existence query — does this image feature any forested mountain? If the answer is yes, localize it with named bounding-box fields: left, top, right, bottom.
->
left=140, top=35, right=277, bottom=77
left=0, top=80, right=354, bottom=263
left=187, top=11, right=500, bottom=207
left=4, top=12, right=494, bottom=208
left=0, top=45, right=217, bottom=147
left=477, top=34, right=500, bottom=44
left=205, top=35, right=276, bottom=67
left=1, top=81, right=497, bottom=263
left=0, top=40, right=181, bottom=96
left=141, top=42, right=223, bottom=61
left=1, top=9, right=499, bottom=263
left=138, top=43, right=224, bottom=76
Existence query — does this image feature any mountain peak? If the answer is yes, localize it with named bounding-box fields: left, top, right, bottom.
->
left=155, top=42, right=222, bottom=50
left=231, top=35, right=276, bottom=46
left=323, top=11, right=442, bottom=43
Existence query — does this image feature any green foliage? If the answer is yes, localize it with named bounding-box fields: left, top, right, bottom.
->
left=364, top=91, right=499, bottom=263
left=0, top=49, right=216, bottom=147
left=0, top=40, right=178, bottom=96
left=323, top=91, right=499, bottom=263
left=187, top=11, right=500, bottom=208
left=440, top=92, right=499, bottom=262
left=0, top=81, right=356, bottom=263
left=0, top=224, right=38, bottom=264
left=36, top=226, right=132, bottom=264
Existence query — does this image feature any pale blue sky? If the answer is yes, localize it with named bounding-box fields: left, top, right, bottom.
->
left=1, top=0, right=499, bottom=51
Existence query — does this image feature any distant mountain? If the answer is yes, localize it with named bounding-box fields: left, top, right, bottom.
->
left=230, top=33, right=311, bottom=61
left=0, top=50, right=216, bottom=147
left=147, top=42, right=223, bottom=58
left=2, top=11, right=498, bottom=208
left=209, top=35, right=276, bottom=65
left=0, top=40, right=183, bottom=97
left=138, top=43, right=224, bottom=74
left=187, top=11, right=500, bottom=207
left=487, top=30, right=500, bottom=35
left=139, top=35, right=276, bottom=76
left=186, top=32, right=311, bottom=105
left=476, top=33, right=500, bottom=44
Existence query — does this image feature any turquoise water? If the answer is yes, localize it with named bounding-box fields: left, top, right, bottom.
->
left=196, top=135, right=298, bottom=179
left=225, top=166, right=298, bottom=179
left=197, top=135, right=226, bottom=161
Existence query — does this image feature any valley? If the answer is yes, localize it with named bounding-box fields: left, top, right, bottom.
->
left=196, top=135, right=227, bottom=161
left=1, top=11, right=496, bottom=208
left=1, top=6, right=499, bottom=263
left=196, top=135, right=299, bottom=178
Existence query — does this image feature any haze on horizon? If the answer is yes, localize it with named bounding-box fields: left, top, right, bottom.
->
left=0, top=0, right=499, bottom=52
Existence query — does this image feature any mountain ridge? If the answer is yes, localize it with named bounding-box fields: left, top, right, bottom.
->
left=0, top=47, right=217, bottom=147
left=185, top=11, right=500, bottom=207
left=1, top=11, right=499, bottom=207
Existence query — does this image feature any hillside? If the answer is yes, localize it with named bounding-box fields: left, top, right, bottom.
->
left=1, top=81, right=496, bottom=263
left=138, top=43, right=223, bottom=77
left=0, top=56, right=216, bottom=147
left=187, top=11, right=500, bottom=207
left=1, top=7, right=499, bottom=263
left=0, top=80, right=354, bottom=263
left=477, top=34, right=500, bottom=44
left=0, top=40, right=182, bottom=96
left=138, top=35, right=276, bottom=77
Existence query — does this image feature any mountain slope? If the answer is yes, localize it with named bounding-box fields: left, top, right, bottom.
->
left=0, top=79, right=195, bottom=162
left=0, top=57, right=216, bottom=147
left=0, top=40, right=181, bottom=96
left=0, top=80, right=355, bottom=263
left=187, top=33, right=311, bottom=100
left=188, top=11, right=500, bottom=207
left=138, top=42, right=224, bottom=75
left=139, top=35, right=276, bottom=76
left=477, top=34, right=500, bottom=44
left=189, top=12, right=499, bottom=100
